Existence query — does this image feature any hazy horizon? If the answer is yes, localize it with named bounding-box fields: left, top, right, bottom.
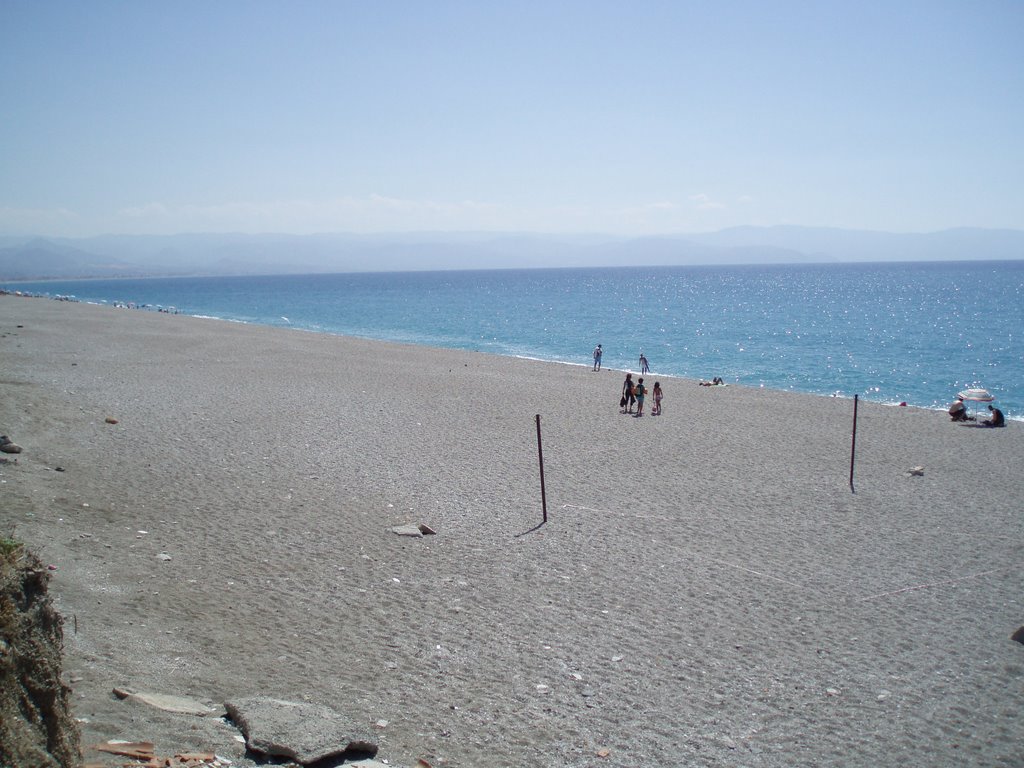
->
left=2, top=1, right=1022, bottom=242
left=2, top=226, right=1022, bottom=283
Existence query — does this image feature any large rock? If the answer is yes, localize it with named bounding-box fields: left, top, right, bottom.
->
left=225, top=696, right=378, bottom=765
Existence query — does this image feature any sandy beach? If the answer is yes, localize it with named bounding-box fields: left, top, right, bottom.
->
left=2, top=293, right=1022, bottom=768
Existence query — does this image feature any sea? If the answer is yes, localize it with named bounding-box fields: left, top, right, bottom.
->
left=4, top=261, right=1022, bottom=420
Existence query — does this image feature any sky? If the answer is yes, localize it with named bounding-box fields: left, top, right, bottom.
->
left=1, top=1, right=1022, bottom=238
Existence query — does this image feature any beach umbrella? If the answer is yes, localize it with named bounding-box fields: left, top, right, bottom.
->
left=957, top=387, right=994, bottom=402
left=957, top=387, right=995, bottom=418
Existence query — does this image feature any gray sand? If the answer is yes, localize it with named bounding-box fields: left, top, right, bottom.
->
left=2, top=294, right=1022, bottom=767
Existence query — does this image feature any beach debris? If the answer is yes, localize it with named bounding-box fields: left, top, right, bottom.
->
left=907, top=466, right=925, bottom=476
left=391, top=523, right=436, bottom=538
left=173, top=753, right=224, bottom=766
left=1012, top=626, right=1024, bottom=645
left=225, top=696, right=378, bottom=766
left=90, top=740, right=156, bottom=760
left=105, top=417, right=119, bottom=424
left=87, top=741, right=229, bottom=766
left=157, top=552, right=173, bottom=561
left=0, top=436, right=22, bottom=454
left=113, top=687, right=222, bottom=716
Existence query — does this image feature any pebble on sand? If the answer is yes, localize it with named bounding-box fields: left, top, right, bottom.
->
left=0, top=435, right=22, bottom=454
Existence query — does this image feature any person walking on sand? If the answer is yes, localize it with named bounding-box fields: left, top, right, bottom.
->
left=621, top=372, right=636, bottom=413
left=639, top=351, right=650, bottom=374
left=635, top=377, right=647, bottom=416
left=652, top=381, right=663, bottom=415
left=593, top=344, right=603, bottom=371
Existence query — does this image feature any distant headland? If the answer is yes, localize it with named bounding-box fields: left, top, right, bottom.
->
left=1, top=225, right=1022, bottom=281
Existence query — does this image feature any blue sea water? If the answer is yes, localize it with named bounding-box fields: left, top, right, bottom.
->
left=5, top=261, right=1023, bottom=420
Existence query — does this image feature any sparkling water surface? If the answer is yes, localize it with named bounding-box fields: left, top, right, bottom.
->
left=6, top=261, right=1022, bottom=420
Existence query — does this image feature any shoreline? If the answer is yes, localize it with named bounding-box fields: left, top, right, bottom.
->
left=4, top=288, right=1016, bottom=422
left=2, top=294, right=1023, bottom=767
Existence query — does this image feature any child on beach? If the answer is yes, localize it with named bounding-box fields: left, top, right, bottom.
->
left=652, top=382, right=662, bottom=415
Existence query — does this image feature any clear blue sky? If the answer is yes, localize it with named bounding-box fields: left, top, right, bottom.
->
left=2, top=1, right=1022, bottom=237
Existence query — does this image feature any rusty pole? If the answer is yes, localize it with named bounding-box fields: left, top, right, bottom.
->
left=849, top=394, right=859, bottom=493
left=535, top=414, right=548, bottom=523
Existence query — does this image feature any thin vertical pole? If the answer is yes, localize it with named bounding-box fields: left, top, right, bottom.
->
left=849, top=394, right=859, bottom=492
left=535, top=414, right=548, bottom=523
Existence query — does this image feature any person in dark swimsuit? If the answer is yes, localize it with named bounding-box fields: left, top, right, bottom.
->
left=621, top=373, right=636, bottom=413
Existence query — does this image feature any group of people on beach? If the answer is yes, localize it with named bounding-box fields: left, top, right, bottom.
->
left=592, top=345, right=662, bottom=417
left=592, top=345, right=650, bottom=375
left=949, top=396, right=1005, bottom=427
left=620, top=372, right=662, bottom=417
left=597, top=345, right=1010, bottom=425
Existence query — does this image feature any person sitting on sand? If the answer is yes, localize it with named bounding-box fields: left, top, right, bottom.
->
left=949, top=397, right=971, bottom=422
left=982, top=405, right=1005, bottom=428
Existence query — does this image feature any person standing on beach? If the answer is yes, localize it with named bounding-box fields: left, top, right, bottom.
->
left=639, top=352, right=650, bottom=374
left=621, top=373, right=635, bottom=413
left=593, top=344, right=603, bottom=371
left=652, top=381, right=663, bottom=415
left=635, top=377, right=647, bottom=416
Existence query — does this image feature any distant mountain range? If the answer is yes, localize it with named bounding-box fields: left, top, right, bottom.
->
left=0, top=226, right=1022, bottom=281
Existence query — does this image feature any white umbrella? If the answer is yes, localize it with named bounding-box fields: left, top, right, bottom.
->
left=957, top=387, right=994, bottom=402
left=956, top=387, right=995, bottom=419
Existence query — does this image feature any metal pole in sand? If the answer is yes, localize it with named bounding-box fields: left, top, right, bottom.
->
left=849, top=394, right=859, bottom=492
left=535, top=414, right=548, bottom=523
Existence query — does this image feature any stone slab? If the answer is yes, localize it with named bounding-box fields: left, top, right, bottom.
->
left=225, top=696, right=377, bottom=765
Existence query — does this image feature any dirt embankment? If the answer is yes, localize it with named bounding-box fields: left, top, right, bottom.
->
left=0, top=540, right=81, bottom=768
